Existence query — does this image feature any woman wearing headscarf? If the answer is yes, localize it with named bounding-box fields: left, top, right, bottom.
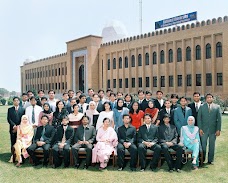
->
left=92, top=118, right=118, bottom=170
left=13, top=115, right=34, bottom=167
left=86, top=101, right=99, bottom=126
left=180, top=116, right=200, bottom=170
left=145, top=100, right=159, bottom=125
left=113, top=98, right=129, bottom=131
left=38, top=103, right=53, bottom=126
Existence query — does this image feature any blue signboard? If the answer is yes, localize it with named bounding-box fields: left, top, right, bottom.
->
left=155, top=11, right=197, bottom=30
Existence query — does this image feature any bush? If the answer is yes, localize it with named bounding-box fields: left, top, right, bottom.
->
left=0, top=98, right=6, bottom=105
left=7, top=97, right=13, bottom=105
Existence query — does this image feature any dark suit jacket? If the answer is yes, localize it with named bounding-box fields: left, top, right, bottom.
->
left=171, top=103, right=180, bottom=110
left=154, top=99, right=165, bottom=111
left=117, top=125, right=136, bottom=144
left=55, top=125, right=74, bottom=145
left=7, top=106, right=25, bottom=132
left=74, top=125, right=96, bottom=144
left=86, top=97, right=93, bottom=104
left=36, top=97, right=42, bottom=107
left=139, top=99, right=149, bottom=112
left=67, top=106, right=74, bottom=114
left=96, top=101, right=103, bottom=113
left=159, top=108, right=174, bottom=125
left=158, top=124, right=178, bottom=145
left=123, top=102, right=133, bottom=109
left=137, top=124, right=159, bottom=144
left=34, top=124, right=55, bottom=144
left=188, top=102, right=203, bottom=126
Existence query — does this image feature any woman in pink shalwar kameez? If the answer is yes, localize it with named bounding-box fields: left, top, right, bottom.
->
left=92, top=118, right=118, bottom=170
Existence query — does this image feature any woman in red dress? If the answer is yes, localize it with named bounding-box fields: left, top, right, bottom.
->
left=145, top=100, right=159, bottom=125
left=129, top=102, right=144, bottom=131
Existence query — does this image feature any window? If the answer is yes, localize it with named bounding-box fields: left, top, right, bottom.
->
left=52, top=83, right=54, bottom=89
left=169, top=75, right=173, bottom=87
left=125, top=56, right=128, bottom=68
left=55, top=83, right=57, bottom=90
left=119, top=57, right=122, bottom=69
left=168, top=49, right=173, bottom=63
left=65, top=82, right=67, bottom=90
left=196, top=74, right=201, bottom=86
left=113, top=79, right=116, bottom=88
left=160, top=50, right=165, bottom=64
left=55, top=69, right=57, bottom=76
left=138, top=54, right=142, bottom=66
left=146, top=77, right=150, bottom=87
left=52, top=69, right=54, bottom=76
left=217, top=73, right=223, bottom=86
left=113, top=58, right=116, bottom=69
left=152, top=52, right=157, bottom=64
left=177, top=48, right=182, bottom=62
left=107, top=80, right=110, bottom=88
left=131, top=55, right=135, bottom=67
left=187, top=74, right=192, bottom=86
left=138, top=77, right=142, bottom=87
left=58, top=82, right=61, bottom=90
left=37, top=72, right=39, bottom=78
left=62, top=67, right=64, bottom=75
left=186, top=47, right=191, bottom=61
left=161, top=76, right=165, bottom=87
left=206, top=73, right=212, bottom=86
left=145, top=53, right=149, bottom=65
left=125, top=78, right=128, bottom=88
left=206, top=43, right=211, bottom=59
left=196, top=45, right=201, bottom=60
left=216, top=42, right=222, bottom=57
left=107, top=59, right=110, bottom=70
left=49, top=70, right=51, bottom=77
left=65, top=67, right=67, bottom=75
left=178, top=75, right=182, bottom=86
left=58, top=68, right=61, bottom=76
left=153, top=76, right=157, bottom=87
left=62, top=82, right=64, bottom=90
left=132, top=78, right=135, bottom=88
left=119, top=79, right=122, bottom=88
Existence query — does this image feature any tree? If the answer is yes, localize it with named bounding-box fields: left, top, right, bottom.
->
left=7, top=97, right=13, bottom=105
left=10, top=91, right=17, bottom=96
left=0, top=88, right=9, bottom=96
left=0, top=98, right=6, bottom=105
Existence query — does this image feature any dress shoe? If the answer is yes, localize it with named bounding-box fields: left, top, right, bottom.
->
left=118, top=167, right=123, bottom=171
left=207, top=162, right=214, bottom=165
left=140, top=168, right=145, bottom=172
left=176, top=169, right=181, bottom=173
left=83, top=164, right=89, bottom=169
left=74, top=164, right=80, bottom=169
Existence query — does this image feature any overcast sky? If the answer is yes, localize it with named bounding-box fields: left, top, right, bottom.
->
left=0, top=0, right=227, bottom=92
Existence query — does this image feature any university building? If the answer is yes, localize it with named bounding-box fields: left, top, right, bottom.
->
left=20, top=16, right=228, bottom=98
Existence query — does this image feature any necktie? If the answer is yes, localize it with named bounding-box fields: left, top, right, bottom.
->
left=15, top=107, right=18, bottom=113
left=147, top=125, right=150, bottom=132
left=196, top=104, right=199, bottom=112
left=182, top=108, right=185, bottom=117
left=167, top=109, right=170, bottom=115
left=83, top=127, right=86, bottom=141
left=32, top=107, right=35, bottom=124
left=40, top=126, right=45, bottom=141
left=62, top=126, right=67, bottom=143
left=208, top=104, right=211, bottom=113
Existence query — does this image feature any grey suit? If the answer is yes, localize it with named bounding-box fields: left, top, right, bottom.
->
left=197, top=103, right=222, bottom=163
left=174, top=106, right=192, bottom=135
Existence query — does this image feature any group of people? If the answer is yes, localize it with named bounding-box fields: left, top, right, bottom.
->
left=7, top=88, right=222, bottom=172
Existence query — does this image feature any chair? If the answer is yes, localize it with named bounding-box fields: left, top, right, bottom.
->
left=145, top=149, right=162, bottom=167
left=29, top=147, right=52, bottom=165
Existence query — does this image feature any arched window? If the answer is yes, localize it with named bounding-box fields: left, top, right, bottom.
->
left=186, top=47, right=191, bottom=61
left=119, top=57, right=122, bottom=69
left=107, top=59, right=110, bottom=70
left=152, top=52, right=157, bottom=64
left=113, top=58, right=116, bottom=69
left=138, top=54, right=142, bottom=66
left=177, top=48, right=182, bottom=62
left=206, top=43, right=211, bottom=59
left=195, top=45, right=201, bottom=60
left=168, top=49, right=173, bottom=63
left=124, top=56, right=128, bottom=68
left=160, top=50, right=164, bottom=64
left=145, top=53, right=149, bottom=65
left=216, top=42, right=222, bottom=57
left=131, top=55, right=135, bottom=67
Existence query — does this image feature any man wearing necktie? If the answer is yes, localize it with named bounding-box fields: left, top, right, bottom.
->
left=159, top=100, right=174, bottom=125
left=188, top=92, right=202, bottom=126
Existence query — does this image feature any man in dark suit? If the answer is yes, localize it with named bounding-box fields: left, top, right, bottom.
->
left=138, top=114, right=161, bottom=171
left=86, top=88, right=94, bottom=104
left=7, top=97, right=25, bottom=148
left=36, top=90, right=45, bottom=107
left=72, top=116, right=96, bottom=169
left=170, top=94, right=180, bottom=110
left=52, top=116, right=74, bottom=168
left=19, top=93, right=30, bottom=109
left=198, top=93, right=222, bottom=164
left=154, top=90, right=165, bottom=111
left=66, top=98, right=77, bottom=114
left=188, top=92, right=203, bottom=126
left=117, top=114, right=137, bottom=171
left=159, top=114, right=183, bottom=172
left=159, top=100, right=174, bottom=125
left=137, top=90, right=148, bottom=112
left=62, top=92, right=71, bottom=109
left=27, top=115, right=55, bottom=166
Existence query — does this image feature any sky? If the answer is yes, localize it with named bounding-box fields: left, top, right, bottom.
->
left=0, top=0, right=227, bottom=92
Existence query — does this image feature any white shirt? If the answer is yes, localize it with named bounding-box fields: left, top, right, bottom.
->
left=25, top=105, right=43, bottom=126
left=158, top=99, right=164, bottom=107
left=146, top=124, right=151, bottom=130
left=194, top=101, right=202, bottom=109
left=23, top=101, right=31, bottom=109
left=48, top=98, right=58, bottom=112
left=78, top=103, right=88, bottom=114
left=166, top=108, right=171, bottom=114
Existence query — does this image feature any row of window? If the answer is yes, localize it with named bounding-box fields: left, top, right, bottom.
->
left=107, top=42, right=222, bottom=70
left=107, top=73, right=223, bottom=88
left=25, top=67, right=67, bottom=80
left=25, top=82, right=67, bottom=91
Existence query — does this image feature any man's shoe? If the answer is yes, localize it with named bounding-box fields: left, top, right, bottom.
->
left=118, top=167, right=123, bottom=171
left=140, top=168, right=145, bottom=172
left=84, top=164, right=89, bottom=169
left=176, top=169, right=181, bottom=173
left=74, top=164, right=80, bottom=169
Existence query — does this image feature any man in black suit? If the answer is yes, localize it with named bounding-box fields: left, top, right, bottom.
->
left=7, top=97, right=25, bottom=148
left=159, top=114, right=183, bottom=172
left=117, top=114, right=137, bottom=171
left=86, top=88, right=94, bottom=104
left=27, top=115, right=55, bottom=166
left=188, top=92, right=202, bottom=126
left=36, top=90, right=45, bottom=107
left=72, top=116, right=96, bottom=169
left=138, top=90, right=148, bottom=112
left=52, top=116, right=74, bottom=168
left=19, top=93, right=30, bottom=109
left=154, top=90, right=165, bottom=111
left=66, top=97, right=77, bottom=114
left=138, top=114, right=161, bottom=171
left=170, top=94, right=180, bottom=110
left=159, top=100, right=174, bottom=125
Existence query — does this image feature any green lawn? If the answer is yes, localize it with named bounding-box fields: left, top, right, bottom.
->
left=0, top=105, right=228, bottom=183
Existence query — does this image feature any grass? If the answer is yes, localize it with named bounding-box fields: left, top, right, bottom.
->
left=0, top=105, right=228, bottom=183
